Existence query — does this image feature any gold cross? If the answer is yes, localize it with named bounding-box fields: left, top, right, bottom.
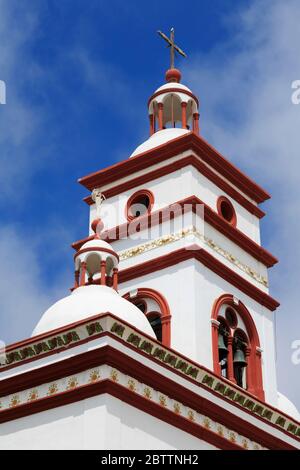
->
left=157, top=28, right=187, bottom=69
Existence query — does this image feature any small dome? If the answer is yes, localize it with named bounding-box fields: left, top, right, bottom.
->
left=277, top=392, right=300, bottom=421
left=130, top=128, right=190, bottom=158
left=154, top=81, right=192, bottom=95
left=32, top=285, right=156, bottom=338
left=81, top=238, right=112, bottom=251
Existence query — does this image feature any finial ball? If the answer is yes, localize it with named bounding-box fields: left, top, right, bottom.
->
left=165, top=68, right=181, bottom=83
left=91, top=218, right=104, bottom=236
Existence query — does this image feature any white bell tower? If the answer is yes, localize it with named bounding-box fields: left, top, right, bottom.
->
left=76, top=59, right=282, bottom=409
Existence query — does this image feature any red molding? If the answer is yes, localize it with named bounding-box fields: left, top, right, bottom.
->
left=118, top=246, right=280, bottom=311
left=0, top=379, right=239, bottom=450
left=0, top=346, right=295, bottom=449
left=2, top=314, right=298, bottom=436
left=73, top=195, right=277, bottom=268
left=78, top=132, right=270, bottom=204
left=83, top=155, right=265, bottom=219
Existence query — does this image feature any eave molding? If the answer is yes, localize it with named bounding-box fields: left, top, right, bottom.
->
left=1, top=312, right=297, bottom=444
left=78, top=132, right=270, bottom=204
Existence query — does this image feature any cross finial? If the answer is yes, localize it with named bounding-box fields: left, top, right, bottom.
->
left=157, top=28, right=187, bottom=69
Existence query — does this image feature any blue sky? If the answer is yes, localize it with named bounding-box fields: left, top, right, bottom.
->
left=0, top=0, right=300, bottom=409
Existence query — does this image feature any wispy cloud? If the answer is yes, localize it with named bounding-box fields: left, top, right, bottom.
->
left=184, top=0, right=300, bottom=408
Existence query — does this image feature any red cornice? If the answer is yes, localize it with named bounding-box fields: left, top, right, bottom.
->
left=78, top=132, right=270, bottom=204
left=0, top=345, right=294, bottom=449
left=2, top=313, right=298, bottom=434
left=118, top=246, right=280, bottom=311
left=82, top=155, right=265, bottom=219
left=72, top=195, right=277, bottom=268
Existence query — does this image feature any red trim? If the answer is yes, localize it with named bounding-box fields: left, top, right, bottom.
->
left=217, top=196, right=237, bottom=227
left=211, top=295, right=264, bottom=400
left=118, top=246, right=279, bottom=311
left=2, top=312, right=298, bottom=434
left=0, top=346, right=295, bottom=449
left=0, top=379, right=241, bottom=450
left=74, top=196, right=276, bottom=268
left=148, top=88, right=199, bottom=107
left=125, top=189, right=154, bottom=222
left=82, top=155, right=265, bottom=219
left=123, top=288, right=171, bottom=347
left=74, top=246, right=119, bottom=261
left=78, top=132, right=270, bottom=203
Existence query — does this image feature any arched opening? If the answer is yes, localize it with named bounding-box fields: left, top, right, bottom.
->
left=147, top=312, right=162, bottom=342
left=211, top=294, right=264, bottom=400
left=123, top=288, right=171, bottom=346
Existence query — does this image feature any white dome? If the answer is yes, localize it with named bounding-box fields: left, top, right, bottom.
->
left=130, top=128, right=191, bottom=158
left=32, top=285, right=155, bottom=338
left=277, top=392, right=300, bottom=421
left=81, top=238, right=112, bottom=251
left=154, top=82, right=192, bottom=94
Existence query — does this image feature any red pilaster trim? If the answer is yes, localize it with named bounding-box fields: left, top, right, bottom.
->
left=112, top=268, right=118, bottom=291
left=193, top=112, right=200, bottom=135
left=100, top=260, right=106, bottom=286
left=158, top=102, right=164, bottom=130
left=227, top=337, right=236, bottom=383
left=149, top=114, right=155, bottom=136
left=181, top=102, right=187, bottom=129
left=79, top=262, right=86, bottom=286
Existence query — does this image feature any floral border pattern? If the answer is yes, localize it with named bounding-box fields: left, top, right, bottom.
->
left=118, top=226, right=268, bottom=287
left=0, top=364, right=264, bottom=450
left=1, top=314, right=299, bottom=441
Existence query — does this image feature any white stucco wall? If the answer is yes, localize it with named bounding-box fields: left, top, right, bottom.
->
left=89, top=161, right=262, bottom=243
left=0, top=394, right=216, bottom=450
left=119, top=258, right=278, bottom=407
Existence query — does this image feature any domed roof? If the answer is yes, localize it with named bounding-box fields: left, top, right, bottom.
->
left=277, top=392, right=300, bottom=421
left=154, top=81, right=192, bottom=94
left=80, top=238, right=112, bottom=251
left=130, top=128, right=190, bottom=158
left=32, top=285, right=156, bottom=338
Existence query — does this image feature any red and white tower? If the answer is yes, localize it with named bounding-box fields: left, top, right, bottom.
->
left=0, top=35, right=299, bottom=450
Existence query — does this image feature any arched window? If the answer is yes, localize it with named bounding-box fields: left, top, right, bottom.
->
left=123, top=288, right=171, bottom=346
left=126, top=190, right=154, bottom=221
left=211, top=294, right=264, bottom=401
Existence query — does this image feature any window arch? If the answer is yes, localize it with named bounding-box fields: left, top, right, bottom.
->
left=211, top=294, right=264, bottom=401
left=123, top=288, right=171, bottom=346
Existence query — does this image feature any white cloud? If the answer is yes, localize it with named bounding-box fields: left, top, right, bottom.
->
left=0, top=226, right=72, bottom=344
left=184, top=0, right=300, bottom=408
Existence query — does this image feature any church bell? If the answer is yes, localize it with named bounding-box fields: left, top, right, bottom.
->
left=233, top=347, right=247, bottom=367
left=218, top=334, right=228, bottom=360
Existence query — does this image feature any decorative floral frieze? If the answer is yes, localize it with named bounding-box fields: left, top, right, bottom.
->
left=118, top=226, right=268, bottom=287
left=0, top=365, right=264, bottom=450
left=5, top=330, right=81, bottom=366
left=1, top=313, right=299, bottom=440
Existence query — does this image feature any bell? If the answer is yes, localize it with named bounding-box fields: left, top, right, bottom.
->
left=218, top=334, right=228, bottom=360
left=233, top=347, right=247, bottom=367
